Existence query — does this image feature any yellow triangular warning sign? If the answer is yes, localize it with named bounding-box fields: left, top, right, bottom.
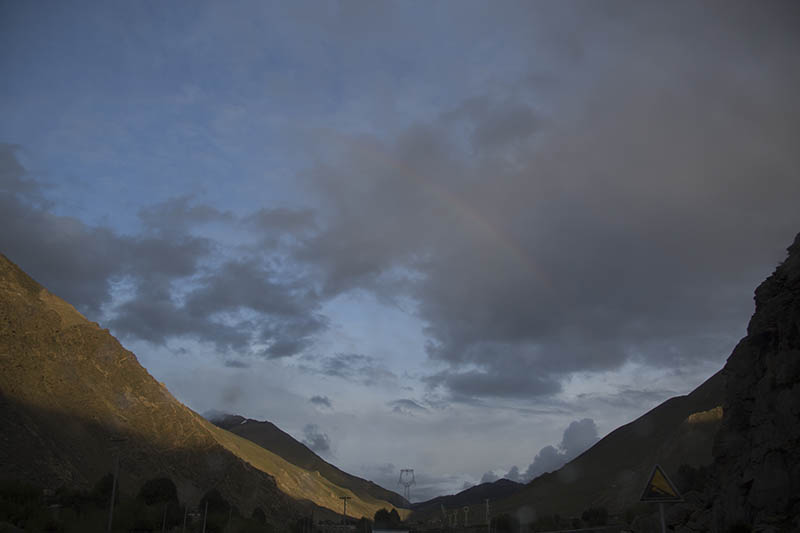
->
left=640, top=464, right=682, bottom=502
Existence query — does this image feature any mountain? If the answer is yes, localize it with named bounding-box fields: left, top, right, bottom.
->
left=409, top=369, right=724, bottom=526
left=208, top=413, right=409, bottom=509
left=426, top=231, right=800, bottom=531
left=410, top=478, right=523, bottom=518
left=0, top=253, right=406, bottom=524
left=672, top=232, right=800, bottom=531
left=501, top=369, right=723, bottom=516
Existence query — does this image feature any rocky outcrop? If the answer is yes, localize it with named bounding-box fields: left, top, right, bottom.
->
left=671, top=233, right=800, bottom=532
left=710, top=232, right=800, bottom=530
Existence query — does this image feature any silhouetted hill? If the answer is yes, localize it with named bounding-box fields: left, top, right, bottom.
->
left=0, top=253, right=406, bottom=523
left=453, top=234, right=800, bottom=529
left=208, top=412, right=409, bottom=508
left=500, top=370, right=723, bottom=517
left=411, top=478, right=522, bottom=514
left=411, top=368, right=724, bottom=526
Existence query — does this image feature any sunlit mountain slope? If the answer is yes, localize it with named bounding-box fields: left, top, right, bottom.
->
left=0, top=253, right=405, bottom=522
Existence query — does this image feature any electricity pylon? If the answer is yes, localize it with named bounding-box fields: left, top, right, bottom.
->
left=397, top=469, right=415, bottom=501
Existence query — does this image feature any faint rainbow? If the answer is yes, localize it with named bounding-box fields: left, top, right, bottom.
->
left=335, top=134, right=548, bottom=286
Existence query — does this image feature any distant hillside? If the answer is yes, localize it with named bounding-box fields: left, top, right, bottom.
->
left=0, top=253, right=406, bottom=523
left=209, top=413, right=409, bottom=509
left=410, top=370, right=724, bottom=526
left=411, top=478, right=522, bottom=517
left=503, top=370, right=723, bottom=517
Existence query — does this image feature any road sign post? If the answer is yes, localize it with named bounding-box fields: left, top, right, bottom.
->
left=640, top=464, right=683, bottom=533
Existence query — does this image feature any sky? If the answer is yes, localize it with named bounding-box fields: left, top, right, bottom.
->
left=1, top=0, right=800, bottom=502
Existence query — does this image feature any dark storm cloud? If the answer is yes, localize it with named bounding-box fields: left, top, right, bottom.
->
left=109, top=256, right=327, bottom=357
left=185, top=259, right=313, bottom=319
left=107, top=282, right=251, bottom=349
left=138, top=195, right=233, bottom=234
left=244, top=207, right=316, bottom=234
left=309, top=395, right=332, bottom=408
left=578, top=387, right=679, bottom=410
left=1, top=144, right=151, bottom=315
left=292, top=1, right=800, bottom=400
left=424, top=368, right=562, bottom=400
left=388, top=398, right=428, bottom=415
left=442, top=97, right=541, bottom=153
left=301, top=424, right=331, bottom=456
left=4, top=1, right=800, bottom=406
left=300, top=353, right=397, bottom=386
left=0, top=146, right=326, bottom=358
left=0, top=144, right=48, bottom=204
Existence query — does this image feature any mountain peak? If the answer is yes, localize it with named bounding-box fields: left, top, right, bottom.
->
left=0, top=253, right=90, bottom=331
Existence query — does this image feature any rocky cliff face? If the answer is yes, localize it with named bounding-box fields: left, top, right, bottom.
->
left=710, top=232, right=800, bottom=530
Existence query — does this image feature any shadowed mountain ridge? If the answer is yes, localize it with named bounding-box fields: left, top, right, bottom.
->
left=415, top=232, right=800, bottom=529
left=411, top=478, right=523, bottom=514
left=208, top=412, right=409, bottom=509
left=410, top=360, right=725, bottom=525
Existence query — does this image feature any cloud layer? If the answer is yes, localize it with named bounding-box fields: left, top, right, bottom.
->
left=301, top=424, right=331, bottom=456
left=484, top=418, right=600, bottom=484
left=2, top=0, right=800, bottom=501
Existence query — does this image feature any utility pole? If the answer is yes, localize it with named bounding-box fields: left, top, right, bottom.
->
left=485, top=499, right=490, bottom=529
left=107, top=437, right=127, bottom=533
left=201, top=500, right=208, bottom=533
left=339, top=496, right=351, bottom=524
left=161, top=502, right=168, bottom=533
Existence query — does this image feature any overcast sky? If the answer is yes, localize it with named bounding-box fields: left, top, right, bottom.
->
left=2, top=0, right=799, bottom=502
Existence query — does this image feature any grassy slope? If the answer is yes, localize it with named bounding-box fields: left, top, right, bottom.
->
left=0, top=253, right=405, bottom=520
left=207, top=424, right=407, bottom=519
left=213, top=416, right=409, bottom=510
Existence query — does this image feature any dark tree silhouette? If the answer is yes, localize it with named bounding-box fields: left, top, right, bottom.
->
left=90, top=473, right=118, bottom=506
left=374, top=507, right=402, bottom=528
left=137, top=477, right=178, bottom=506
left=581, top=506, right=608, bottom=526
left=252, top=506, right=266, bottom=524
